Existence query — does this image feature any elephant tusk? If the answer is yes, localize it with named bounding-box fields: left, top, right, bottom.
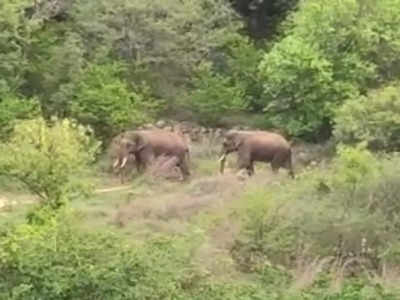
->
left=113, top=158, right=120, bottom=168
left=218, top=154, right=227, bottom=174
left=120, top=156, right=128, bottom=168
left=218, top=154, right=226, bottom=163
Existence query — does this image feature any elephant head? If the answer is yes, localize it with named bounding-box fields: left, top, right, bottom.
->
left=218, top=130, right=249, bottom=173
left=218, top=130, right=266, bottom=173
left=221, top=130, right=244, bottom=154
left=112, top=131, right=146, bottom=169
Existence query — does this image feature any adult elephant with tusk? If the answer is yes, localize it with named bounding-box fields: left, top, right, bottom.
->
left=110, top=133, right=137, bottom=183
left=112, top=129, right=191, bottom=180
left=218, top=130, right=294, bottom=178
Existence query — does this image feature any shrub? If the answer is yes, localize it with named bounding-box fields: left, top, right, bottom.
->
left=258, top=36, right=337, bottom=138
left=329, top=143, right=380, bottom=192
left=0, top=95, right=41, bottom=140
left=0, top=210, right=205, bottom=300
left=257, top=0, right=400, bottom=140
left=333, top=83, right=400, bottom=151
left=0, top=117, right=100, bottom=209
left=67, top=63, right=162, bottom=142
left=221, top=35, right=265, bottom=112
left=231, top=149, right=400, bottom=287
left=0, top=0, right=36, bottom=92
left=186, top=62, right=248, bottom=126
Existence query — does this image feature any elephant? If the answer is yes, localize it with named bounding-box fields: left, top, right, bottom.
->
left=110, top=133, right=137, bottom=183
left=112, top=129, right=191, bottom=180
left=218, top=130, right=294, bottom=178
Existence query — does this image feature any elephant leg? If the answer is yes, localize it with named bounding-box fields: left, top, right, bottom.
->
left=272, top=150, right=294, bottom=178
left=271, top=154, right=282, bottom=174
left=178, top=155, right=190, bottom=180
left=271, top=151, right=290, bottom=175
left=237, top=149, right=251, bottom=175
left=247, top=161, right=255, bottom=176
left=136, top=149, right=154, bottom=173
left=134, top=154, right=144, bottom=173
left=285, top=153, right=295, bottom=179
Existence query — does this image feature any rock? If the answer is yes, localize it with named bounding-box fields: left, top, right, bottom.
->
left=156, top=120, right=166, bottom=128
left=144, top=123, right=155, bottom=129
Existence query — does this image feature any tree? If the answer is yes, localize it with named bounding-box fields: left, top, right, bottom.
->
left=186, top=62, right=247, bottom=126
left=65, top=63, right=161, bottom=142
left=334, top=82, right=400, bottom=151
left=0, top=117, right=100, bottom=209
left=0, top=95, right=41, bottom=140
left=0, top=0, right=39, bottom=93
left=71, top=0, right=240, bottom=97
left=257, top=0, right=400, bottom=140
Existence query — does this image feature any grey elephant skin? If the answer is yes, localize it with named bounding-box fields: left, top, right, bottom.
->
left=113, top=129, right=190, bottom=179
left=219, top=130, right=294, bottom=178
left=109, top=133, right=136, bottom=183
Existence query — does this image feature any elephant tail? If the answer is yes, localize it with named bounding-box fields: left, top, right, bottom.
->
left=185, top=147, right=191, bottom=164
left=288, top=148, right=295, bottom=179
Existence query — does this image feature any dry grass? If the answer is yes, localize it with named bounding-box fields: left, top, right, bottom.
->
left=111, top=173, right=241, bottom=227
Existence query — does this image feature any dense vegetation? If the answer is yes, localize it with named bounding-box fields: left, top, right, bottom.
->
left=1, top=0, right=400, bottom=299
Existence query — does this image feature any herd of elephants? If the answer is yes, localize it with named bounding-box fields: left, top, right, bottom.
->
left=111, top=128, right=295, bottom=182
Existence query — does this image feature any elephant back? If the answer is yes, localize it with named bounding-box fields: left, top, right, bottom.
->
left=138, top=129, right=188, bottom=155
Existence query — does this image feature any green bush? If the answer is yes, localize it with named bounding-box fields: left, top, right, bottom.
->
left=0, top=0, right=36, bottom=92
left=0, top=95, right=41, bottom=140
left=329, top=143, right=380, bottom=192
left=221, top=35, right=265, bottom=112
left=258, top=36, right=337, bottom=138
left=257, top=0, right=400, bottom=140
left=0, top=117, right=100, bottom=209
left=333, top=83, right=400, bottom=151
left=231, top=148, right=400, bottom=289
left=68, top=63, right=161, bottom=142
left=187, top=62, right=248, bottom=126
left=0, top=210, right=205, bottom=300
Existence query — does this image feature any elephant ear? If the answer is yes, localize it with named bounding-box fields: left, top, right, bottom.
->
left=133, top=133, right=147, bottom=152
left=233, top=134, right=244, bottom=150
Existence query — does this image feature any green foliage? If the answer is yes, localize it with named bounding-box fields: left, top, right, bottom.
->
left=221, top=35, right=265, bottom=111
left=232, top=150, right=400, bottom=289
left=31, top=31, right=86, bottom=115
left=0, top=117, right=100, bottom=209
left=67, top=63, right=161, bottom=141
left=257, top=0, right=400, bottom=140
left=0, top=95, right=41, bottom=140
left=289, top=278, right=399, bottom=300
left=259, top=36, right=337, bottom=137
left=72, top=0, right=239, bottom=97
left=187, top=62, right=247, bottom=126
left=0, top=211, right=204, bottom=300
left=330, top=143, right=380, bottom=190
left=0, top=0, right=38, bottom=92
left=334, top=83, right=400, bottom=151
